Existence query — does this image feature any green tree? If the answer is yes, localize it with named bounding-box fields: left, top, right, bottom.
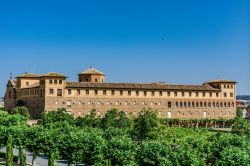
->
left=81, top=128, right=106, bottom=166
left=39, top=108, right=74, bottom=127
left=232, top=117, right=250, bottom=136
left=105, top=134, right=136, bottom=166
left=6, top=136, right=14, bottom=166
left=133, top=109, right=159, bottom=141
left=11, top=106, right=30, bottom=119
left=26, top=126, right=46, bottom=166
left=216, top=147, right=250, bottom=165
left=101, top=109, right=133, bottom=130
left=59, top=129, right=85, bottom=166
left=9, top=126, right=28, bottom=166
left=136, top=140, right=172, bottom=166
left=75, top=109, right=101, bottom=128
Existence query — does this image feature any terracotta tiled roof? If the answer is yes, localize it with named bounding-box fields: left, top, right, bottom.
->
left=203, top=79, right=237, bottom=85
left=16, top=73, right=41, bottom=78
left=40, top=72, right=67, bottom=78
left=66, top=82, right=219, bottom=91
left=80, top=67, right=104, bottom=75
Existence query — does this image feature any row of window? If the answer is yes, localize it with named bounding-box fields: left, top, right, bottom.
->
left=224, top=84, right=234, bottom=89
left=49, top=80, right=63, bottom=85
left=73, top=110, right=233, bottom=118
left=175, top=101, right=235, bottom=109
left=63, top=89, right=234, bottom=98
left=57, top=100, right=234, bottom=109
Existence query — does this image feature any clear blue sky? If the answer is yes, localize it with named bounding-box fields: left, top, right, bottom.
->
left=0, top=0, right=249, bottom=96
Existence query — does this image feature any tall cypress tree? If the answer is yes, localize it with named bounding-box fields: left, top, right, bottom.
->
left=6, top=136, right=13, bottom=166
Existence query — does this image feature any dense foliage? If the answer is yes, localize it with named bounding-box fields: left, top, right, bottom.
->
left=0, top=107, right=250, bottom=166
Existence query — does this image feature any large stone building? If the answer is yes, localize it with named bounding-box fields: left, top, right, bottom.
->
left=4, top=68, right=237, bottom=119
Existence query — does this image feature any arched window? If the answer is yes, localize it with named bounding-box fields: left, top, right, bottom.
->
left=204, top=102, right=207, bottom=108
left=176, top=102, right=179, bottom=108
left=208, top=102, right=211, bottom=108
left=228, top=102, right=231, bottom=108
left=220, top=102, right=223, bottom=108
left=180, top=102, right=183, bottom=108
left=200, top=102, right=203, bottom=108
left=216, top=102, right=219, bottom=108
left=224, top=102, right=227, bottom=108
left=213, top=102, right=215, bottom=108
left=196, top=102, right=199, bottom=108
left=232, top=102, right=234, bottom=108
left=192, top=102, right=195, bottom=108
left=184, top=102, right=187, bottom=108
left=188, top=102, right=191, bottom=108
left=54, top=80, right=58, bottom=84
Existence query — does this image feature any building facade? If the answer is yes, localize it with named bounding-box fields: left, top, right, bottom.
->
left=4, top=68, right=237, bottom=119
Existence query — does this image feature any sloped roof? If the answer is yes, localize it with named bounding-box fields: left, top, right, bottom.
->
left=203, top=79, right=237, bottom=85
left=16, top=73, right=41, bottom=78
left=8, top=80, right=17, bottom=86
left=79, top=67, right=104, bottom=75
left=66, top=82, right=219, bottom=91
left=40, top=72, right=66, bottom=78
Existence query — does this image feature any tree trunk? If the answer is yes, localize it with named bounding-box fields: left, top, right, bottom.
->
left=19, top=147, right=26, bottom=166
left=32, top=153, right=37, bottom=166
left=6, top=136, right=13, bottom=166
left=48, top=152, right=55, bottom=166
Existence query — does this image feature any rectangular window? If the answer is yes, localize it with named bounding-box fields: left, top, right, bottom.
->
left=174, top=92, right=178, bottom=97
left=216, top=93, right=219, bottom=97
left=189, top=92, right=192, bottom=97
left=224, top=93, right=227, bottom=97
left=203, top=92, right=206, bottom=97
left=159, top=91, right=163, bottom=96
left=209, top=92, right=212, bottom=97
left=112, top=90, right=115, bottom=96
left=120, top=90, right=123, bottom=96
left=182, top=92, right=185, bottom=97
left=95, top=90, right=98, bottom=95
left=86, top=90, right=89, bottom=95
left=57, top=89, right=62, bottom=96
left=196, top=92, right=199, bottom=97
left=230, top=93, right=233, bottom=97
left=68, top=89, right=72, bottom=95
left=67, top=100, right=71, bottom=108
left=152, top=91, right=155, bottom=96
left=128, top=90, right=131, bottom=96
left=136, top=91, right=139, bottom=96
left=168, top=102, right=172, bottom=108
left=77, top=89, right=81, bottom=95
left=167, top=91, right=171, bottom=97
left=103, top=90, right=107, bottom=95
left=49, top=89, right=54, bottom=95
left=144, top=91, right=147, bottom=96
left=49, top=80, right=53, bottom=84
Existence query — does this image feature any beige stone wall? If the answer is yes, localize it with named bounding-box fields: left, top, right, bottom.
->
left=4, top=86, right=16, bottom=112
left=17, top=78, right=40, bottom=89
left=44, top=94, right=236, bottom=119
left=5, top=74, right=237, bottom=120
left=79, top=74, right=105, bottom=83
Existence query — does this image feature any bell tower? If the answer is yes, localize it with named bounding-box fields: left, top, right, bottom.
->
left=78, top=67, right=105, bottom=83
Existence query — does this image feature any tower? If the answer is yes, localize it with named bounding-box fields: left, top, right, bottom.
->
left=78, top=67, right=105, bottom=83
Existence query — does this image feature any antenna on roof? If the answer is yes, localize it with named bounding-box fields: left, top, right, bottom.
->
left=9, top=72, right=13, bottom=80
